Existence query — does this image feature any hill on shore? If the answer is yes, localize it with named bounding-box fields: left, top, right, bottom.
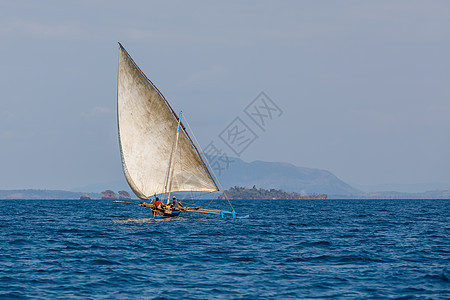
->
left=70, top=157, right=361, bottom=197
left=216, top=157, right=361, bottom=197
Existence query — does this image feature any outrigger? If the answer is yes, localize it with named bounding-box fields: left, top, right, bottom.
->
left=114, top=43, right=242, bottom=219
left=113, top=200, right=237, bottom=219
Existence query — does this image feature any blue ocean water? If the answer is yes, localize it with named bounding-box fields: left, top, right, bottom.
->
left=0, top=199, right=448, bottom=299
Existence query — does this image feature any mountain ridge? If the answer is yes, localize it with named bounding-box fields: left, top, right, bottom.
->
left=70, top=157, right=360, bottom=196
left=2, top=158, right=449, bottom=199
left=215, top=157, right=361, bottom=196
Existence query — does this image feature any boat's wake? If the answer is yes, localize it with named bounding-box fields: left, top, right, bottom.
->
left=112, top=218, right=154, bottom=223
left=111, top=217, right=190, bottom=223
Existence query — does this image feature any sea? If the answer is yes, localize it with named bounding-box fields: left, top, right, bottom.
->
left=0, top=199, right=448, bottom=299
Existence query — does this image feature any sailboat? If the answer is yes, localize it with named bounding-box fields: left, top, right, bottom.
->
left=113, top=43, right=239, bottom=219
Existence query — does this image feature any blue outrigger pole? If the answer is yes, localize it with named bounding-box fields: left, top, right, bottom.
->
left=206, top=209, right=237, bottom=219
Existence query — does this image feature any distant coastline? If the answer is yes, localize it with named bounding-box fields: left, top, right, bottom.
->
left=0, top=189, right=101, bottom=200
left=0, top=188, right=449, bottom=200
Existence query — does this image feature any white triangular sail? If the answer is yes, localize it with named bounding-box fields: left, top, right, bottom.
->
left=117, top=43, right=218, bottom=200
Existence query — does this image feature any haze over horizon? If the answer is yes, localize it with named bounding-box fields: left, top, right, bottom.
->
left=1, top=1, right=449, bottom=192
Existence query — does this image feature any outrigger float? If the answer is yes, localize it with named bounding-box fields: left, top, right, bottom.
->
left=114, top=43, right=243, bottom=219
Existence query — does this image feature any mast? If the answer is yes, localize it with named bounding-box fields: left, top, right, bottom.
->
left=166, top=111, right=183, bottom=204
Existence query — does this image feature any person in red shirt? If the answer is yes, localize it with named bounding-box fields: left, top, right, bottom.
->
left=153, top=197, right=163, bottom=208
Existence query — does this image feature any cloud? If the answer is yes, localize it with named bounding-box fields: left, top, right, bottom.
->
left=81, top=106, right=114, bottom=118
left=92, top=106, right=113, bottom=115
left=0, top=19, right=89, bottom=40
left=422, top=103, right=450, bottom=127
left=126, top=28, right=154, bottom=41
left=1, top=111, right=15, bottom=120
left=177, top=65, right=226, bottom=88
left=1, top=130, right=13, bottom=140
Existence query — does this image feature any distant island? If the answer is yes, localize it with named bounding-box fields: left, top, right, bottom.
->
left=101, top=190, right=131, bottom=200
left=219, top=186, right=327, bottom=200
left=0, top=189, right=132, bottom=200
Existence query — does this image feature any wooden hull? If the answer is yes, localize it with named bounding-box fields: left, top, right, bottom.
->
left=151, top=207, right=181, bottom=218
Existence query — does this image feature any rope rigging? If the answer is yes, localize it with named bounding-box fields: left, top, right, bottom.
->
left=183, top=115, right=234, bottom=211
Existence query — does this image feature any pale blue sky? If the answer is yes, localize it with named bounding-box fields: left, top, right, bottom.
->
left=0, top=1, right=449, bottom=191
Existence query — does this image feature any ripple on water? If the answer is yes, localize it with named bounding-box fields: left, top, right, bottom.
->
left=0, top=199, right=448, bottom=299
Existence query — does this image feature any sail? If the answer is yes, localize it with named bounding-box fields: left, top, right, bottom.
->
left=117, top=43, right=219, bottom=199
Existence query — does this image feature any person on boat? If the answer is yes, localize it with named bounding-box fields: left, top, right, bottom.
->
left=153, top=197, right=163, bottom=209
left=171, top=196, right=183, bottom=210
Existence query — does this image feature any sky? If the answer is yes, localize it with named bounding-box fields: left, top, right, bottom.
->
left=0, top=1, right=449, bottom=192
